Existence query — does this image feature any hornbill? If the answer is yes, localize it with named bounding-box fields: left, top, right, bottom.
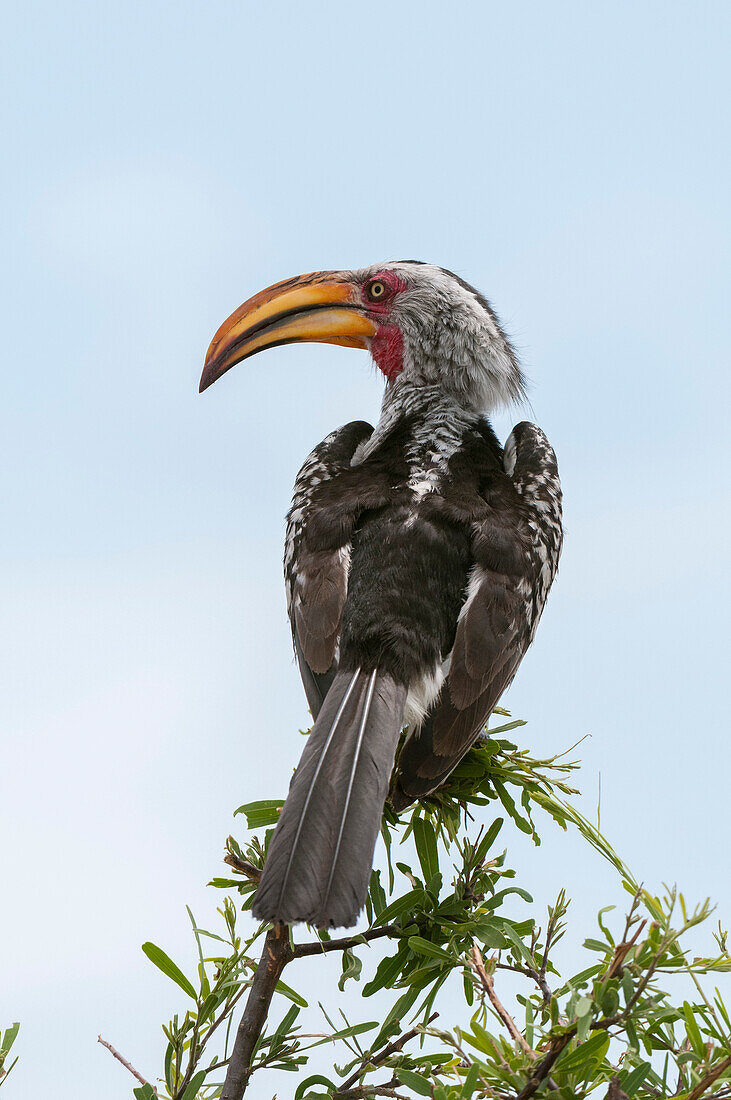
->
left=200, top=262, right=562, bottom=929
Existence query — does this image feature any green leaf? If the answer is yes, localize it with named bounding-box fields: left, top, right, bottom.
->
left=186, top=906, right=210, bottom=1001
left=558, top=1029, right=610, bottom=1074
left=499, top=920, right=536, bottom=965
left=474, top=818, right=503, bottom=863
left=575, top=995, right=594, bottom=1041
left=0, top=1025, right=19, bottom=1054
left=373, top=986, right=421, bottom=1048
left=373, top=888, right=426, bottom=927
left=460, top=1062, right=482, bottom=1098
left=408, top=937, right=454, bottom=963
left=381, top=818, right=395, bottom=892
left=683, top=1001, right=706, bottom=1057
left=597, top=905, right=616, bottom=944
left=492, top=779, right=534, bottom=834
left=273, top=1003, right=300, bottom=1039
left=164, top=1042, right=175, bottom=1092
left=472, top=916, right=509, bottom=949
left=622, top=1061, right=652, bottom=1092
left=197, top=992, right=218, bottom=1024
left=625, top=1016, right=640, bottom=1053
left=417, top=968, right=450, bottom=1021
left=642, top=892, right=665, bottom=922
left=141, top=942, right=197, bottom=1000
left=486, top=718, right=526, bottom=734
left=363, top=944, right=409, bottom=996
left=306, top=1021, right=378, bottom=1049
left=234, top=799, right=284, bottom=828
left=481, top=886, right=533, bottom=911
left=132, top=1086, right=156, bottom=1100
left=338, top=949, right=363, bottom=990
left=426, top=871, right=443, bottom=898
left=295, top=1074, right=337, bottom=1099
left=275, top=977, right=308, bottom=1007
left=413, top=816, right=440, bottom=884
left=397, top=1067, right=433, bottom=1095
left=600, top=984, right=619, bottom=1018
left=467, top=1017, right=494, bottom=1054
left=368, top=868, right=387, bottom=918
left=180, top=1069, right=207, bottom=1099
left=399, top=960, right=445, bottom=990
left=524, top=996, right=534, bottom=1048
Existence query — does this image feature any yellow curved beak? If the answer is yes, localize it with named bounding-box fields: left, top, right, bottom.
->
left=199, top=271, right=376, bottom=393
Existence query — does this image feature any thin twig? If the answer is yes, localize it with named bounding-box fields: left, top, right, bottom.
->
left=605, top=1078, right=630, bottom=1100
left=469, top=947, right=533, bottom=1055
left=221, top=924, right=294, bottom=1099
left=293, top=925, right=401, bottom=958
left=335, top=1082, right=409, bottom=1100
left=175, top=978, right=251, bottom=1095
left=686, top=1056, right=731, bottom=1100
left=335, top=1013, right=439, bottom=1095
left=493, top=961, right=552, bottom=1006
left=675, top=1038, right=692, bottom=1094
left=98, top=1036, right=157, bottom=1094
left=223, top=853, right=262, bottom=880
left=603, top=887, right=645, bottom=981
left=514, top=1033, right=573, bottom=1099
left=603, top=919, right=647, bottom=980
left=199, top=981, right=249, bottom=1053
left=204, top=1056, right=230, bottom=1074
left=540, top=895, right=564, bottom=988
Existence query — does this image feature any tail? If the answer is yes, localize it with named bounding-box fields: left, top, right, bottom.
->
left=252, top=668, right=406, bottom=928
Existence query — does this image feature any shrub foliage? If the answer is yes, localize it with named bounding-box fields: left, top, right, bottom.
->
left=106, top=713, right=731, bottom=1098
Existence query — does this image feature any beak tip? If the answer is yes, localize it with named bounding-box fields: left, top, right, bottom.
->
left=199, top=364, right=216, bottom=393
left=199, top=354, right=236, bottom=392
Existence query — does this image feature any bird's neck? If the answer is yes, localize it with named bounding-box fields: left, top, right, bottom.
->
left=382, top=375, right=481, bottom=432
left=354, top=376, right=482, bottom=466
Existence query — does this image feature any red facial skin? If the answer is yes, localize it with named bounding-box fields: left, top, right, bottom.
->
left=370, top=324, right=404, bottom=381
left=361, top=271, right=407, bottom=380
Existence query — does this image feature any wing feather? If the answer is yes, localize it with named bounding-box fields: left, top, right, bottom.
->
left=391, top=421, right=562, bottom=809
left=285, top=422, right=374, bottom=711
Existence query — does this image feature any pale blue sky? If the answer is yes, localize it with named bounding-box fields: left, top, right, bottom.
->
left=2, top=1, right=729, bottom=1096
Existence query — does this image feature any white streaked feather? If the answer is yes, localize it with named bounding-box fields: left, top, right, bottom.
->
left=458, top=564, right=484, bottom=623
left=277, top=668, right=361, bottom=908
left=324, top=669, right=378, bottom=904
left=503, top=430, right=517, bottom=476
left=404, top=665, right=445, bottom=727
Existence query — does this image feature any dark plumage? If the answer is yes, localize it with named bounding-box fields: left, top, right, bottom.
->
left=201, top=261, right=563, bottom=927
left=252, top=668, right=406, bottom=927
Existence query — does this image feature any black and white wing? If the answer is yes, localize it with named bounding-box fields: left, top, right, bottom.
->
left=284, top=420, right=374, bottom=718
left=391, top=422, right=563, bottom=808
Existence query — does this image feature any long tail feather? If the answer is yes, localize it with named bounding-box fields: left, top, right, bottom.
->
left=323, top=669, right=377, bottom=905
left=252, top=668, right=406, bottom=927
left=278, top=668, right=362, bottom=906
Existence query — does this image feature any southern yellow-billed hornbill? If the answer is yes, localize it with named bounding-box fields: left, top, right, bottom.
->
left=200, top=262, right=562, bottom=928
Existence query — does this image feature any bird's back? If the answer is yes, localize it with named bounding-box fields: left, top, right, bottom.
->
left=339, top=418, right=506, bottom=685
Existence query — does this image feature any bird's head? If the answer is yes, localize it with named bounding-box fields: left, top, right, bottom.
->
left=200, top=262, right=525, bottom=413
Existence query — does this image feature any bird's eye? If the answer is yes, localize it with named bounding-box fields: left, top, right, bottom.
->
left=367, top=279, right=388, bottom=301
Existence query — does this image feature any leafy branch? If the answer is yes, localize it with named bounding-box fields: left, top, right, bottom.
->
left=97, top=711, right=731, bottom=1099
